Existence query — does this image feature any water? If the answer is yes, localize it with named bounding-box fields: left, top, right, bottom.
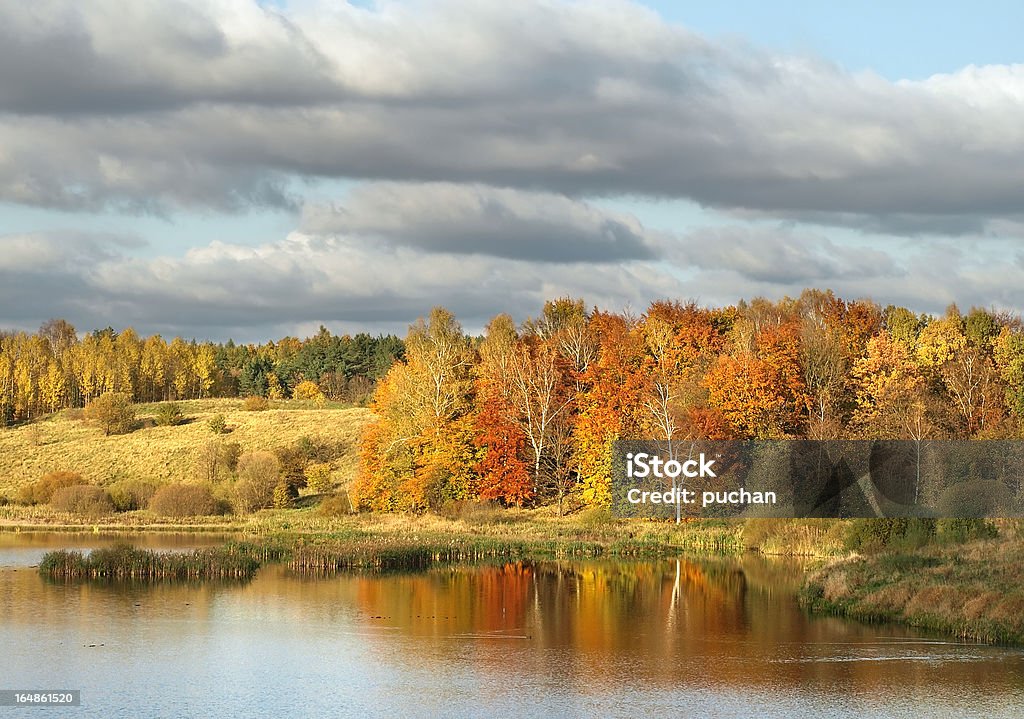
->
left=1, top=533, right=1022, bottom=718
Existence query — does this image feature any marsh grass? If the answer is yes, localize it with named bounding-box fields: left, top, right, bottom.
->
left=39, top=542, right=288, bottom=581
left=800, top=538, right=1024, bottom=645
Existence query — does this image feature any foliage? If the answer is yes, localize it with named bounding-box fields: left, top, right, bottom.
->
left=936, top=518, right=999, bottom=544
left=843, top=518, right=937, bottom=553
left=50, top=484, right=114, bottom=515
left=243, top=396, right=269, bottom=412
left=18, top=470, right=87, bottom=505
left=208, top=413, right=227, bottom=434
left=317, top=491, right=353, bottom=516
left=2, top=323, right=401, bottom=427
left=292, top=380, right=324, bottom=401
left=304, top=462, right=333, bottom=494
left=84, top=392, right=136, bottom=435
left=149, top=483, right=222, bottom=517
left=108, top=478, right=160, bottom=512
left=235, top=451, right=281, bottom=512
left=273, top=482, right=297, bottom=508
left=154, top=402, right=185, bottom=426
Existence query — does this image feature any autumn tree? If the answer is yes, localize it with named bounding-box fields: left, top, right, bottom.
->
left=573, top=311, right=646, bottom=505
left=474, top=315, right=533, bottom=506
left=353, top=307, right=473, bottom=511
left=850, top=332, right=932, bottom=439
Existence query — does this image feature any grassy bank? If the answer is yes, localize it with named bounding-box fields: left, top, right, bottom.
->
left=800, top=538, right=1024, bottom=645
left=1, top=503, right=746, bottom=553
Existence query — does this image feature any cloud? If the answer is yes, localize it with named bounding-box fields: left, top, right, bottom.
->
left=2, top=200, right=1018, bottom=342
left=672, top=227, right=902, bottom=283
left=1, top=0, right=1023, bottom=232
left=301, top=182, right=661, bottom=262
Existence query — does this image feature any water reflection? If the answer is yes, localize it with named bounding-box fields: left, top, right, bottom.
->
left=1, top=535, right=1022, bottom=718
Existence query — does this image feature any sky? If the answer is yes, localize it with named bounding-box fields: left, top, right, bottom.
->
left=3, top=0, right=1024, bottom=342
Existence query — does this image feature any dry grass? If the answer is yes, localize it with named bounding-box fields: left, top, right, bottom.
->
left=801, top=538, right=1024, bottom=644
left=0, top=399, right=371, bottom=497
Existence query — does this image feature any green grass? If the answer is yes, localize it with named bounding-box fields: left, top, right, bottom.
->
left=0, top=399, right=370, bottom=497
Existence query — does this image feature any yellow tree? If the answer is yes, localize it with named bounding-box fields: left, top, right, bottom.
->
left=850, top=332, right=930, bottom=438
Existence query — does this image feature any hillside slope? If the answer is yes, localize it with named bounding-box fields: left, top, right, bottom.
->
left=0, top=399, right=372, bottom=496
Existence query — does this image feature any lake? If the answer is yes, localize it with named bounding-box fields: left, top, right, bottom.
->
left=1, top=533, right=1022, bottom=718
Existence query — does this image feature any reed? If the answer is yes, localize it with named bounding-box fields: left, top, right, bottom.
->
left=39, top=542, right=288, bottom=581
left=285, top=536, right=609, bottom=574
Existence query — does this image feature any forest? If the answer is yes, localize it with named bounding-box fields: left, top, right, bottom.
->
left=0, top=321, right=404, bottom=423
left=353, top=290, right=1024, bottom=514
left=5, top=289, right=1024, bottom=516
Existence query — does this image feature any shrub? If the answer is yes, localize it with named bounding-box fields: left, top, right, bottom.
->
left=18, top=471, right=87, bottom=505
left=243, top=396, right=269, bottom=412
left=84, top=392, right=136, bottom=435
left=235, top=451, right=281, bottom=512
left=154, top=402, right=185, bottom=427
left=50, top=485, right=114, bottom=516
left=936, top=518, right=999, bottom=544
left=149, top=483, right=221, bottom=517
left=108, top=479, right=161, bottom=512
left=318, top=491, right=353, bottom=517
left=273, top=482, right=297, bottom=509
left=579, top=506, right=615, bottom=528
left=936, top=480, right=1015, bottom=518
left=304, top=462, right=333, bottom=494
left=843, top=518, right=937, bottom=553
left=292, top=380, right=324, bottom=401
left=208, top=413, right=227, bottom=435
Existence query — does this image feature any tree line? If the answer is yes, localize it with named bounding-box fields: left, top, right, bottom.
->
left=354, top=291, right=1024, bottom=513
left=0, top=321, right=404, bottom=424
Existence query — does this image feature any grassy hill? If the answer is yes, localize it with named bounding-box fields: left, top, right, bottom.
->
left=0, top=399, right=372, bottom=498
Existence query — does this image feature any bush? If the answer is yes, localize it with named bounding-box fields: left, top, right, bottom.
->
left=273, top=482, right=297, bottom=509
left=50, top=485, right=114, bottom=516
left=936, top=518, right=999, bottom=544
left=154, top=402, right=185, bottom=427
left=84, top=392, right=136, bottom=435
left=243, top=396, right=269, bottom=412
left=149, top=483, right=221, bottom=517
left=317, top=491, right=353, bottom=517
left=235, top=451, right=281, bottom=512
left=578, top=506, right=615, bottom=528
left=18, top=471, right=87, bottom=505
left=844, top=518, right=937, bottom=553
left=936, top=480, right=1015, bottom=518
left=108, top=479, right=161, bottom=512
left=275, top=445, right=309, bottom=490
left=292, top=380, right=324, bottom=401
left=208, top=413, right=227, bottom=434
left=304, top=462, right=333, bottom=494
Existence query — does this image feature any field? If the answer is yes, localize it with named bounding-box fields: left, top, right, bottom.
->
left=0, top=399, right=371, bottom=498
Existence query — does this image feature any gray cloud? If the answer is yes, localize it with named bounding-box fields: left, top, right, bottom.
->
left=1, top=1, right=1023, bottom=231
left=301, top=183, right=660, bottom=262
left=2, top=205, right=1016, bottom=342
left=673, top=227, right=902, bottom=283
